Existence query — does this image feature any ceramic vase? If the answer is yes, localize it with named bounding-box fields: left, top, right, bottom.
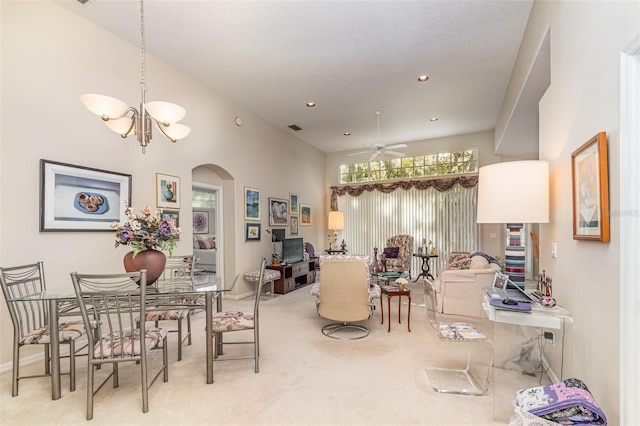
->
left=123, top=249, right=167, bottom=284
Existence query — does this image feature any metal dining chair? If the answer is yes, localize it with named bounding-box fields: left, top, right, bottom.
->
left=0, top=261, right=89, bottom=397
left=210, top=259, right=264, bottom=375
left=141, top=255, right=195, bottom=360
left=70, top=269, right=169, bottom=420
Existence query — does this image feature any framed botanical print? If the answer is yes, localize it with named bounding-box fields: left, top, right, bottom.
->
left=161, top=210, right=180, bottom=239
left=156, top=173, right=180, bottom=209
left=290, top=216, right=299, bottom=235
left=571, top=131, right=609, bottom=242
left=40, top=159, right=131, bottom=231
left=300, top=204, right=311, bottom=226
left=245, top=222, right=261, bottom=241
left=192, top=210, right=209, bottom=234
left=269, top=197, right=289, bottom=226
left=244, top=186, right=260, bottom=221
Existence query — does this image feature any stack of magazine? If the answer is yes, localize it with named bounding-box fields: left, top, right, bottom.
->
left=439, top=323, right=485, bottom=340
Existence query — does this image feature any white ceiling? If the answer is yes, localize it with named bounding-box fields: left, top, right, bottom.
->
left=60, top=0, right=537, bottom=157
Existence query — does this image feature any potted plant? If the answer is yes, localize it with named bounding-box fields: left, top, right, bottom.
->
left=111, top=204, right=181, bottom=283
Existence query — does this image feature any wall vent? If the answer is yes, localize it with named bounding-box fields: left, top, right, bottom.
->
left=288, top=124, right=302, bottom=131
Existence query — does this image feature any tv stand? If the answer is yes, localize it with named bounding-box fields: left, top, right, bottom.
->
left=267, top=259, right=316, bottom=294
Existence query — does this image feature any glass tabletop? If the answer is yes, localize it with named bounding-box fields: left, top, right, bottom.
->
left=11, top=274, right=234, bottom=302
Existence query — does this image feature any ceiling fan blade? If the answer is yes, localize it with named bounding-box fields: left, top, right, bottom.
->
left=369, top=152, right=380, bottom=161
left=347, top=150, right=371, bottom=157
left=384, top=143, right=408, bottom=150
left=385, top=150, right=406, bottom=158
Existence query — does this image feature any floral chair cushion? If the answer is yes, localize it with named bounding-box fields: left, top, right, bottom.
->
left=144, top=309, right=189, bottom=321
left=20, top=320, right=95, bottom=345
left=210, top=311, right=254, bottom=332
left=93, top=327, right=168, bottom=358
left=244, top=269, right=280, bottom=282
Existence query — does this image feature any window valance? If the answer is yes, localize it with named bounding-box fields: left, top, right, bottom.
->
left=330, top=176, right=478, bottom=211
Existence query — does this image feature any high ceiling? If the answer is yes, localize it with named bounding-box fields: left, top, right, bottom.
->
left=60, top=0, right=536, bottom=157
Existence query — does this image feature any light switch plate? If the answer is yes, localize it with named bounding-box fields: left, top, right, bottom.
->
left=551, top=243, right=557, bottom=258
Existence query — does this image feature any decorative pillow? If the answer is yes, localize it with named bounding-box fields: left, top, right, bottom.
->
left=469, top=255, right=490, bottom=270
left=194, top=234, right=216, bottom=250
left=383, top=247, right=400, bottom=258
left=447, top=252, right=470, bottom=265
left=449, top=258, right=472, bottom=270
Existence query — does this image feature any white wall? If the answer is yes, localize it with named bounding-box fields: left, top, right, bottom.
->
left=503, top=1, right=639, bottom=424
left=0, top=2, right=325, bottom=365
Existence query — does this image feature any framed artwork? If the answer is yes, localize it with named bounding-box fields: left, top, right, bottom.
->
left=244, top=186, right=260, bottom=221
left=245, top=222, right=261, bottom=241
left=161, top=210, right=180, bottom=239
left=290, top=216, right=299, bottom=235
left=571, top=131, right=609, bottom=242
left=300, top=204, right=311, bottom=226
left=40, top=159, right=132, bottom=232
left=289, top=193, right=299, bottom=215
left=269, top=197, right=289, bottom=226
left=192, top=210, right=209, bottom=234
left=156, top=173, right=180, bottom=209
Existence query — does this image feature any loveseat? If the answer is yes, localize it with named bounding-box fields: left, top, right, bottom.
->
left=432, top=252, right=500, bottom=318
left=193, top=234, right=217, bottom=272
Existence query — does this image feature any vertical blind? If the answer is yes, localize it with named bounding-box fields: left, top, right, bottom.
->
left=337, top=183, right=478, bottom=275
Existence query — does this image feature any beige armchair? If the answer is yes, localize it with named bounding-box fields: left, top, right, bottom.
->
left=432, top=252, right=500, bottom=318
left=310, top=254, right=380, bottom=340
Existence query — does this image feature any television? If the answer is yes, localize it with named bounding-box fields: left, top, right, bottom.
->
left=282, top=237, right=304, bottom=264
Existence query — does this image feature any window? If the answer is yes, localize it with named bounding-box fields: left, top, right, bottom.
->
left=339, top=148, right=478, bottom=184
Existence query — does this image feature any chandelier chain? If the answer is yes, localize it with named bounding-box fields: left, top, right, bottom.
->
left=139, top=0, right=145, bottom=88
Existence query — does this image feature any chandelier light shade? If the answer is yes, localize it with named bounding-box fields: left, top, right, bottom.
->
left=476, top=160, right=549, bottom=224
left=80, top=0, right=190, bottom=153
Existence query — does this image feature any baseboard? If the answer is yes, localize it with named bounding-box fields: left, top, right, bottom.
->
left=0, top=346, right=71, bottom=374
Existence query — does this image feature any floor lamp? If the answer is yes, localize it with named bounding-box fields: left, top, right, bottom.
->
left=476, top=161, right=549, bottom=288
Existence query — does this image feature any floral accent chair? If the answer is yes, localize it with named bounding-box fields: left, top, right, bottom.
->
left=383, top=235, right=414, bottom=278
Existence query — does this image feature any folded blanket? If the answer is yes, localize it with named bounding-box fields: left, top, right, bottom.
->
left=514, top=378, right=606, bottom=425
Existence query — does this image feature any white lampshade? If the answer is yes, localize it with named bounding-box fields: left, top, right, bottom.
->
left=477, top=160, right=549, bottom=223
left=104, top=116, right=135, bottom=135
left=157, top=122, right=191, bottom=140
left=145, top=101, right=186, bottom=124
left=328, top=211, right=345, bottom=231
left=80, top=94, right=129, bottom=119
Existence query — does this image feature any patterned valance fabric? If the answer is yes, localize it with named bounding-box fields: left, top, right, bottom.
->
left=329, top=176, right=478, bottom=210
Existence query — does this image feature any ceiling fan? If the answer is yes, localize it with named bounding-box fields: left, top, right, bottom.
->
left=347, top=110, right=408, bottom=161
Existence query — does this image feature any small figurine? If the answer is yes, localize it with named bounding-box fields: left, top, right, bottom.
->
left=340, top=239, right=347, bottom=250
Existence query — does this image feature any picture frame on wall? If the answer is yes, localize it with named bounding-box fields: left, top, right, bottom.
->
left=571, top=131, right=610, bottom=242
left=245, top=222, right=261, bottom=241
left=289, top=193, right=299, bottom=215
left=156, top=173, right=180, bottom=209
left=269, top=197, right=289, bottom=226
left=192, top=210, right=209, bottom=234
left=290, top=216, right=299, bottom=235
left=300, top=204, right=311, bottom=226
left=40, top=159, right=132, bottom=232
left=244, top=186, right=260, bottom=221
left=161, top=210, right=180, bottom=239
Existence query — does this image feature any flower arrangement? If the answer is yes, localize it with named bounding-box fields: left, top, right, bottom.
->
left=111, top=204, right=181, bottom=256
left=395, top=277, right=408, bottom=286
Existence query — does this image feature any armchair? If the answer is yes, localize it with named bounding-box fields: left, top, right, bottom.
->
left=432, top=252, right=500, bottom=318
left=383, top=235, right=414, bottom=278
left=310, top=254, right=380, bottom=340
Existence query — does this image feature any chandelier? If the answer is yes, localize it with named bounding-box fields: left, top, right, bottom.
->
left=81, top=0, right=190, bottom=153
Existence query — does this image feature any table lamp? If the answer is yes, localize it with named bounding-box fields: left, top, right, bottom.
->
left=476, top=160, right=549, bottom=287
left=327, top=211, right=344, bottom=250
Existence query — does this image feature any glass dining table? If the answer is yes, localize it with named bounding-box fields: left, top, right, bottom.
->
left=14, top=273, right=234, bottom=400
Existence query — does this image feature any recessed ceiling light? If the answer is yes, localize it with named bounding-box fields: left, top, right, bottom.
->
left=418, top=75, right=429, bottom=82
left=430, top=117, right=438, bottom=122
left=343, top=132, right=351, bottom=136
left=306, top=102, right=316, bottom=107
